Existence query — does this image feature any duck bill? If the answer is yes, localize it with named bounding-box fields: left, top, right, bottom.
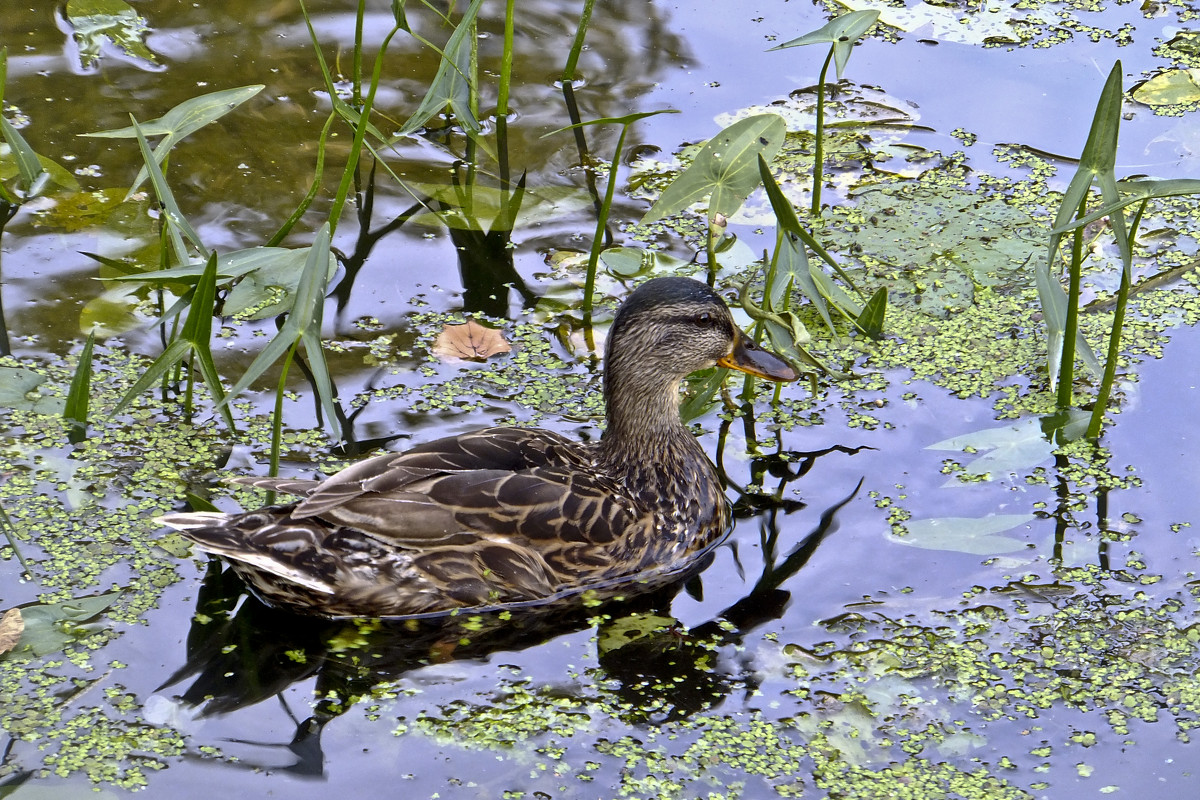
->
left=717, top=331, right=799, bottom=382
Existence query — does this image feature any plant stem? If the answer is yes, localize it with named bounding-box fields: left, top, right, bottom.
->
left=268, top=341, right=300, bottom=494
left=1085, top=199, right=1144, bottom=439
left=496, top=0, right=515, bottom=192
left=328, top=26, right=401, bottom=232
left=1085, top=264, right=1130, bottom=439
left=563, top=0, right=595, bottom=82
left=0, top=207, right=12, bottom=357
left=584, top=123, right=629, bottom=321
left=352, top=0, right=366, bottom=102
left=0, top=499, right=32, bottom=579
left=706, top=227, right=718, bottom=286
left=1055, top=193, right=1090, bottom=410
left=811, top=47, right=834, bottom=217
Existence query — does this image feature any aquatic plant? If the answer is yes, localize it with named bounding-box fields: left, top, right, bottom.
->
left=552, top=109, right=678, bottom=327
left=769, top=10, right=880, bottom=216
left=641, top=113, right=786, bottom=283
left=1037, top=60, right=1200, bottom=439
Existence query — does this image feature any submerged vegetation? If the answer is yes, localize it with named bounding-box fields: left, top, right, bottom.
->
left=2, top=0, right=1200, bottom=797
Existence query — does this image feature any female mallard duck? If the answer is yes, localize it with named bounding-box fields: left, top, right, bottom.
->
left=159, top=277, right=798, bottom=617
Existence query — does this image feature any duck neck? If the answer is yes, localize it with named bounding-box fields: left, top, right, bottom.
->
left=595, top=368, right=712, bottom=496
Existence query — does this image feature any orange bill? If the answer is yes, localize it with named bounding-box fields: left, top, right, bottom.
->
left=717, top=330, right=799, bottom=382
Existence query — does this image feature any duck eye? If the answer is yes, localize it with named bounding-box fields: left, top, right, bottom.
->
left=695, top=312, right=714, bottom=327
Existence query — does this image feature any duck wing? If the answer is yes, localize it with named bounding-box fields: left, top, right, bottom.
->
left=288, top=426, right=641, bottom=551
left=162, top=427, right=649, bottom=615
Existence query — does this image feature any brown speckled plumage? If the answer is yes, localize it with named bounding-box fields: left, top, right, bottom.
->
left=158, top=277, right=798, bottom=618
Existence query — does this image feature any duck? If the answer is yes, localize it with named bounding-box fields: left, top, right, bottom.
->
left=158, top=277, right=799, bottom=618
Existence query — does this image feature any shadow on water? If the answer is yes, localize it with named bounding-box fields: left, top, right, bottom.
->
left=157, top=461, right=863, bottom=778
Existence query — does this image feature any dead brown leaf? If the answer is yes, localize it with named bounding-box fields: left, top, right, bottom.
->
left=431, top=320, right=512, bottom=362
left=0, top=608, right=24, bottom=655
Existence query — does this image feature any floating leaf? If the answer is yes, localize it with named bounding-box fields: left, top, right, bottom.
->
left=1131, top=69, right=1200, bottom=107
left=80, top=283, right=148, bottom=336
left=0, top=608, right=23, bottom=655
left=641, top=114, right=787, bottom=225
left=2, top=784, right=121, bottom=800
left=11, top=591, right=120, bottom=657
left=834, top=0, right=1060, bottom=46
left=928, top=418, right=1054, bottom=481
left=65, top=0, right=157, bottom=68
left=0, top=366, right=65, bottom=415
left=432, top=321, right=512, bottom=362
left=599, top=246, right=692, bottom=279
left=597, top=612, right=679, bottom=657
left=890, top=514, right=1035, bottom=555
left=679, top=368, right=727, bottom=422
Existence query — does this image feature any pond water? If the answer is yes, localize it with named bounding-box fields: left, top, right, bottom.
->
left=3, top=0, right=1200, bottom=798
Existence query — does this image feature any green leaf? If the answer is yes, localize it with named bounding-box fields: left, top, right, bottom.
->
left=403, top=182, right=591, bottom=231
left=391, top=0, right=410, bottom=31
left=856, top=287, right=887, bottom=339
left=130, top=117, right=207, bottom=261
left=738, top=276, right=856, bottom=380
left=220, top=224, right=341, bottom=439
left=222, top=247, right=338, bottom=319
left=679, top=368, right=727, bottom=422
left=770, top=10, right=880, bottom=80
left=641, top=114, right=787, bottom=225
left=1130, top=68, right=1200, bottom=106
left=545, top=109, right=679, bottom=136
left=1034, top=258, right=1103, bottom=386
left=10, top=591, right=121, bottom=657
left=596, top=612, right=680, bottom=656
left=111, top=337, right=191, bottom=415
left=110, top=254, right=235, bottom=430
left=1051, top=178, right=1200, bottom=235
left=64, top=332, right=96, bottom=444
left=0, top=366, right=65, bottom=415
left=65, top=0, right=156, bottom=68
left=599, top=246, right=692, bottom=279
left=397, top=0, right=485, bottom=136
left=890, top=515, right=1035, bottom=555
left=758, top=155, right=837, bottom=331
left=1048, top=62, right=1128, bottom=273
left=83, top=85, right=263, bottom=192
left=0, top=115, right=50, bottom=199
